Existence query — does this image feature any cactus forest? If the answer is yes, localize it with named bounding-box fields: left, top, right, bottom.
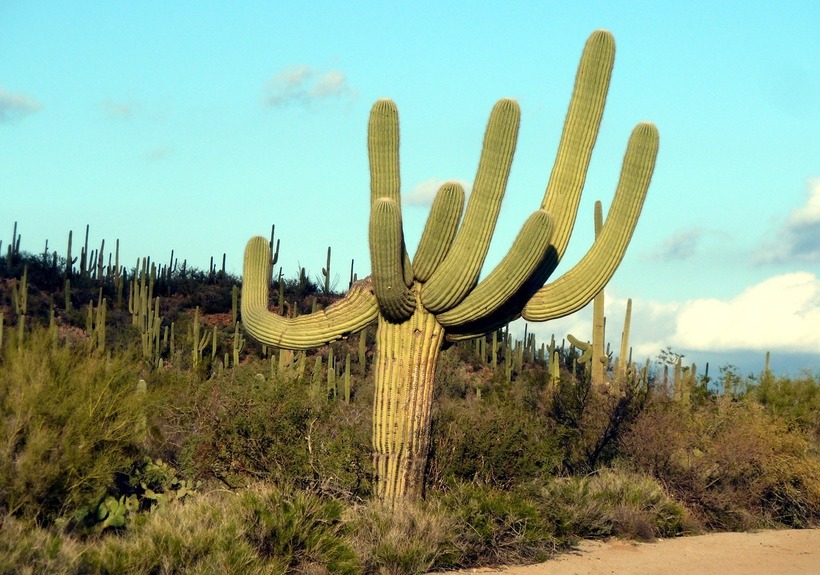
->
left=241, top=30, right=658, bottom=502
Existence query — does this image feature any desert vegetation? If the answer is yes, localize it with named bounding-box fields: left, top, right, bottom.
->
left=2, top=27, right=818, bottom=575
left=0, top=235, right=818, bottom=574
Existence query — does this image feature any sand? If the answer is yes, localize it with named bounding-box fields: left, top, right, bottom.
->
left=443, top=529, right=820, bottom=575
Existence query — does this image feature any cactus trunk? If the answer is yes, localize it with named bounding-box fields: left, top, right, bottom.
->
left=372, top=298, right=444, bottom=503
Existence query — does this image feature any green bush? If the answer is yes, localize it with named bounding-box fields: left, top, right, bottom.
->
left=622, top=397, right=820, bottom=529
left=153, top=361, right=372, bottom=496
left=547, top=372, right=648, bottom=474
left=754, top=372, right=820, bottom=441
left=435, top=483, right=563, bottom=567
left=348, top=499, right=457, bottom=575
left=534, top=468, right=693, bottom=540
left=85, top=484, right=358, bottom=575
left=0, top=328, right=149, bottom=524
left=427, top=397, right=561, bottom=490
left=0, top=515, right=85, bottom=574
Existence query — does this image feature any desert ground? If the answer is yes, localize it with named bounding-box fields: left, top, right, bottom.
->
left=441, top=529, right=820, bottom=575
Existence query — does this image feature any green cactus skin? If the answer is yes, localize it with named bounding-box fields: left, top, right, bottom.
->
left=618, top=298, right=632, bottom=382
left=372, top=299, right=444, bottom=501
left=241, top=30, right=657, bottom=503
left=437, top=208, right=553, bottom=328
left=322, top=246, right=332, bottom=294
left=522, top=122, right=658, bottom=321
left=421, top=98, right=520, bottom=313
left=591, top=201, right=606, bottom=387
left=242, top=237, right=379, bottom=349
left=370, top=198, right=416, bottom=322
left=412, top=182, right=465, bottom=282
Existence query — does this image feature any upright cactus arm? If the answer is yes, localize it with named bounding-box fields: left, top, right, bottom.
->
left=540, top=30, right=615, bottom=258
left=522, top=122, right=658, bottom=321
left=369, top=100, right=414, bottom=287
left=370, top=198, right=416, bottom=322
left=421, top=98, right=520, bottom=313
left=242, top=236, right=379, bottom=349
left=412, top=182, right=464, bottom=282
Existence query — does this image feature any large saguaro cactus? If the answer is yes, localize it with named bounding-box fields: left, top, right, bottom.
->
left=242, top=30, right=659, bottom=503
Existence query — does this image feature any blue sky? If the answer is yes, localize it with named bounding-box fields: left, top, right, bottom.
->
left=1, top=1, right=818, bottom=375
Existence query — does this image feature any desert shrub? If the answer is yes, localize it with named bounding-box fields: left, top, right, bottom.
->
left=622, top=396, right=820, bottom=529
left=85, top=491, right=286, bottom=574
left=170, top=365, right=319, bottom=486
left=0, top=328, right=149, bottom=524
left=237, top=485, right=360, bottom=575
left=435, top=482, right=563, bottom=567
left=427, top=397, right=561, bottom=490
left=85, top=484, right=358, bottom=575
left=534, top=468, right=693, bottom=540
left=348, top=499, right=457, bottom=575
left=308, top=399, right=373, bottom=497
left=0, top=515, right=85, bottom=574
left=154, top=361, right=372, bottom=496
left=547, top=372, right=648, bottom=474
left=754, top=372, right=820, bottom=441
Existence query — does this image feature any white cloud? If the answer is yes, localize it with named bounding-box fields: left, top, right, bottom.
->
left=516, top=273, right=820, bottom=364
left=0, top=88, right=42, bottom=122
left=403, top=178, right=472, bottom=206
left=263, top=66, right=356, bottom=108
left=758, top=178, right=820, bottom=263
left=673, top=272, right=820, bottom=353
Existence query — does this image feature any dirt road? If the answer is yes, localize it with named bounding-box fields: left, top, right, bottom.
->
left=452, top=529, right=820, bottom=575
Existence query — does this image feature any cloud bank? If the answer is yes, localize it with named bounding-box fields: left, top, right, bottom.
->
left=263, top=66, right=356, bottom=108
left=673, top=272, right=820, bottom=353
left=522, top=272, right=820, bottom=364
left=0, top=88, right=42, bottom=123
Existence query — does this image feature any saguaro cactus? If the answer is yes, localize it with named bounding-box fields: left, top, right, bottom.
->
left=241, top=30, right=658, bottom=503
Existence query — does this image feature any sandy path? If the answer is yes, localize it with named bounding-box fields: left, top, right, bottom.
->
left=446, top=529, right=820, bottom=575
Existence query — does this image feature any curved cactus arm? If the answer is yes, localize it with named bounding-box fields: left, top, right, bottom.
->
left=567, top=333, right=592, bottom=364
left=421, top=98, right=520, bottom=313
left=242, top=236, right=379, bottom=350
left=412, top=182, right=464, bottom=282
left=437, top=209, right=554, bottom=327
left=443, top=251, right=556, bottom=342
left=370, top=198, right=416, bottom=322
left=540, top=30, right=615, bottom=260
left=522, top=122, right=659, bottom=321
left=369, top=99, right=414, bottom=286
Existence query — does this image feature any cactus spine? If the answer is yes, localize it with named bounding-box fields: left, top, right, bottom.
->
left=241, top=30, right=658, bottom=503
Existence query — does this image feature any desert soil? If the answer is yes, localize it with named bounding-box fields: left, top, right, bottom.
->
left=440, top=529, right=820, bottom=575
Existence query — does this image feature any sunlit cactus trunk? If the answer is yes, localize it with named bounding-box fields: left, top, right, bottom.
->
left=372, top=292, right=444, bottom=502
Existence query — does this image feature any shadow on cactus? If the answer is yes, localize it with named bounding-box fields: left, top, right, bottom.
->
left=242, top=30, right=658, bottom=503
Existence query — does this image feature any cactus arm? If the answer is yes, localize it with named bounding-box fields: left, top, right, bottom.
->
left=242, top=236, right=378, bottom=349
left=421, top=98, right=520, bottom=312
left=368, top=99, right=401, bottom=205
left=541, top=30, right=615, bottom=259
left=522, top=122, right=659, bottom=321
left=369, top=100, right=414, bottom=286
left=411, top=182, right=464, bottom=282
left=437, top=209, right=553, bottom=327
left=370, top=198, right=416, bottom=322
